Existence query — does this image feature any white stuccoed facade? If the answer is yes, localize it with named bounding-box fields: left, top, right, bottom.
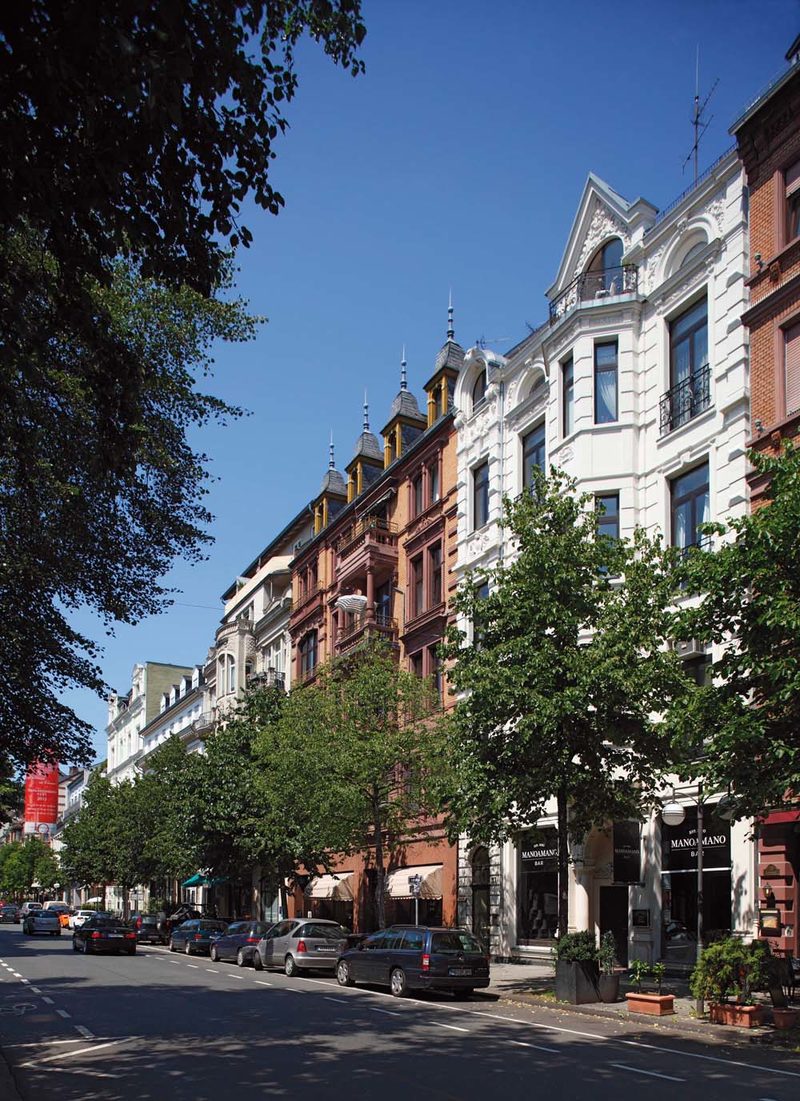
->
left=453, top=149, right=755, bottom=963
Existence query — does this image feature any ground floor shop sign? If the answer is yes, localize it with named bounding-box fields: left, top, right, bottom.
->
left=517, top=828, right=558, bottom=944
left=661, top=806, right=732, bottom=962
left=613, top=820, right=641, bottom=884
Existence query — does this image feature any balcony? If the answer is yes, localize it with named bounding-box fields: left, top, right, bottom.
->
left=246, top=669, right=286, bottom=692
left=549, top=264, right=638, bottom=323
left=659, top=364, right=711, bottom=435
left=336, top=610, right=398, bottom=652
left=336, top=515, right=398, bottom=582
left=192, top=712, right=216, bottom=735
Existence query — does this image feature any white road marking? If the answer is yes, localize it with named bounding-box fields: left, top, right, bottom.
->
left=42, top=996, right=54, bottom=1005
left=206, top=968, right=219, bottom=973
left=438, top=1022, right=469, bottom=1033
left=75, top=1025, right=95, bottom=1039
left=30, top=987, right=42, bottom=994
left=186, top=964, right=199, bottom=969
left=609, top=1063, right=686, bottom=1083
left=3, top=1039, right=85, bottom=1049
left=372, top=1008, right=402, bottom=1017
left=20, top=978, right=29, bottom=984
left=324, top=996, right=349, bottom=1004
left=255, top=980, right=273, bottom=987
left=56, top=1008, right=71, bottom=1019
left=20, top=1037, right=135, bottom=1068
left=509, top=1039, right=559, bottom=1053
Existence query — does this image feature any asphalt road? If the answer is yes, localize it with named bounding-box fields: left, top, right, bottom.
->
left=0, top=926, right=798, bottom=1100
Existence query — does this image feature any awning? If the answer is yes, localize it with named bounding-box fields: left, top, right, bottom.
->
left=305, top=872, right=355, bottom=901
left=181, top=873, right=227, bottom=888
left=385, top=864, right=443, bottom=900
left=763, top=809, right=800, bottom=825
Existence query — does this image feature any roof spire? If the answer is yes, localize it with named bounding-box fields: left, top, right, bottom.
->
left=447, top=289, right=454, bottom=342
left=363, top=390, right=369, bottom=431
left=400, top=345, right=408, bottom=391
left=329, top=431, right=335, bottom=469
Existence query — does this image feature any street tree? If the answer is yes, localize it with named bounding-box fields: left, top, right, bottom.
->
left=257, top=639, right=445, bottom=929
left=139, top=737, right=202, bottom=899
left=440, top=467, right=690, bottom=936
left=0, top=1, right=366, bottom=769
left=670, top=443, right=800, bottom=819
left=0, top=838, right=60, bottom=898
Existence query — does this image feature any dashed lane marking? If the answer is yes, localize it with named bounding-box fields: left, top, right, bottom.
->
left=372, top=1008, right=401, bottom=1017
left=324, top=997, right=349, bottom=1005
left=75, top=1025, right=95, bottom=1040
left=56, top=1008, right=71, bottom=1019
left=20, top=1037, right=137, bottom=1069
left=609, top=1063, right=686, bottom=1083
left=42, top=996, right=54, bottom=1005
left=509, top=1039, right=558, bottom=1053
left=438, top=1022, right=469, bottom=1033
left=206, top=968, right=219, bottom=974
left=30, top=987, right=42, bottom=994
left=186, top=964, right=199, bottom=969
left=255, top=980, right=273, bottom=987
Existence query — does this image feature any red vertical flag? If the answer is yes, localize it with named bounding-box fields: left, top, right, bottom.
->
left=23, top=762, right=60, bottom=837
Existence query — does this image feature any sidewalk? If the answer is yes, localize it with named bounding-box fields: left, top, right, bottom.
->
left=486, top=960, right=800, bottom=1054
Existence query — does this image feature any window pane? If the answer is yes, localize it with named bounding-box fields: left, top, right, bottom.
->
left=522, top=424, right=546, bottom=488
left=472, top=370, right=487, bottom=409
left=596, top=493, right=619, bottom=541
left=429, top=463, right=440, bottom=502
left=473, top=462, right=489, bottom=529
left=563, top=358, right=574, bottom=437
left=429, top=544, right=442, bottom=605
left=413, top=475, right=423, bottom=516
left=594, top=342, right=618, bottom=424
left=412, top=556, right=424, bottom=615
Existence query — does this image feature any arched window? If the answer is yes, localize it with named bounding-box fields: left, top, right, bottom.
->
left=471, top=369, right=488, bottom=412
left=586, top=237, right=624, bottom=295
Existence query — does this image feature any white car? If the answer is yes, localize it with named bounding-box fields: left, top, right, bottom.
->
left=71, top=909, right=108, bottom=929
left=20, top=902, right=43, bottom=918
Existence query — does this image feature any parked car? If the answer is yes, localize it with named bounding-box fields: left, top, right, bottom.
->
left=130, top=913, right=163, bottom=945
left=43, top=901, right=70, bottom=913
left=0, top=904, right=20, bottom=923
left=209, top=920, right=272, bottom=966
left=336, top=925, right=490, bottom=998
left=23, top=909, right=62, bottom=937
left=20, top=901, right=43, bottom=918
left=158, top=905, right=203, bottom=945
left=72, top=915, right=137, bottom=955
left=253, top=918, right=348, bottom=976
left=72, top=909, right=111, bottom=930
left=169, top=919, right=228, bottom=956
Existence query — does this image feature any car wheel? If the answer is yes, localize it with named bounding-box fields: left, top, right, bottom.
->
left=337, top=960, right=354, bottom=987
left=284, top=954, right=298, bottom=977
left=84, top=941, right=92, bottom=954
left=390, top=968, right=408, bottom=997
left=184, top=940, right=192, bottom=955
left=72, top=939, right=80, bottom=952
left=169, top=939, right=176, bottom=952
left=210, top=945, right=219, bottom=963
left=236, top=948, right=248, bottom=968
left=253, top=951, right=264, bottom=972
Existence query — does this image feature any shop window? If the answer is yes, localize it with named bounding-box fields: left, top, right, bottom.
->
left=517, top=828, right=559, bottom=944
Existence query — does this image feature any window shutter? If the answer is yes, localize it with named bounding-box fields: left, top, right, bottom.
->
left=786, top=321, right=800, bottom=415
left=786, top=159, right=800, bottom=198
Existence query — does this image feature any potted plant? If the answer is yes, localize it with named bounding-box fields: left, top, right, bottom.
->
left=625, top=959, right=675, bottom=1016
left=597, top=931, right=620, bottom=1003
left=690, top=937, right=767, bottom=1028
left=553, top=931, right=599, bottom=1004
left=765, top=952, right=798, bottom=1030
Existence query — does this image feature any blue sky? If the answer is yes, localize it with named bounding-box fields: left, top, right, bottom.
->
left=62, top=0, right=798, bottom=759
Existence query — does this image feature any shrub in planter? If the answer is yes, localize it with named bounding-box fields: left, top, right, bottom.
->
left=597, top=931, right=620, bottom=1003
left=690, top=937, right=770, bottom=1026
left=554, top=931, right=599, bottom=1004
left=625, top=961, right=675, bottom=1016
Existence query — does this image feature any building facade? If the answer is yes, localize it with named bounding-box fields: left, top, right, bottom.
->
left=454, top=150, right=754, bottom=963
left=732, top=35, right=800, bottom=959
left=106, top=662, right=195, bottom=785
left=288, top=326, right=462, bottom=933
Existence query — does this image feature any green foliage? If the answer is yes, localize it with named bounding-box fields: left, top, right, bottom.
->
left=441, top=467, right=691, bottom=932
left=671, top=444, right=800, bottom=818
left=254, top=639, right=447, bottom=928
left=0, top=838, right=60, bottom=897
left=651, top=961, right=666, bottom=994
left=554, top=930, right=598, bottom=964
left=690, top=937, right=771, bottom=1005
left=599, top=930, right=617, bottom=976
left=0, top=1, right=366, bottom=770
left=629, top=959, right=649, bottom=992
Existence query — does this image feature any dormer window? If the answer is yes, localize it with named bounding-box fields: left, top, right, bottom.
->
left=586, top=237, right=624, bottom=296
left=471, top=369, right=488, bottom=412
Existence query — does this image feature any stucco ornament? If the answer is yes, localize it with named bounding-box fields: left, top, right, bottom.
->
left=644, top=244, right=666, bottom=294
left=707, top=197, right=725, bottom=234
left=575, top=201, right=630, bottom=275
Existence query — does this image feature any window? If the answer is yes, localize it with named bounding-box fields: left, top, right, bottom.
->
left=471, top=369, right=488, bottom=411
left=587, top=237, right=624, bottom=289
left=473, top=461, right=489, bottom=529
left=411, top=555, right=424, bottom=617
left=594, top=341, right=618, bottom=423
left=299, top=631, right=318, bottom=678
left=666, top=298, right=709, bottom=431
left=671, top=463, right=710, bottom=554
left=220, top=654, right=236, bottom=695
left=785, top=320, right=800, bottom=416
left=428, top=645, right=443, bottom=702
left=412, top=473, right=424, bottom=516
left=787, top=159, right=800, bottom=242
left=410, top=651, right=424, bottom=679
left=428, top=543, right=443, bottom=607
left=522, top=424, right=546, bottom=489
left=429, top=461, right=440, bottom=503
left=562, top=356, right=574, bottom=436
left=595, top=493, right=619, bottom=542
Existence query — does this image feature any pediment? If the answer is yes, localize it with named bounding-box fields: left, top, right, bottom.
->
left=547, top=174, right=633, bottom=298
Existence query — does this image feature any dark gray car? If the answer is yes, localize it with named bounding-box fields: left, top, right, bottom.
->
left=336, top=926, right=490, bottom=997
left=209, top=920, right=272, bottom=966
left=253, top=918, right=348, bottom=976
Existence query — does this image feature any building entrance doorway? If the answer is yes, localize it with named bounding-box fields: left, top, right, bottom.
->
left=599, top=885, right=629, bottom=967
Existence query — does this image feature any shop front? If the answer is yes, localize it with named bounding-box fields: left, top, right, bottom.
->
left=517, top=828, right=559, bottom=945
left=757, top=809, right=800, bottom=958
left=304, top=871, right=355, bottom=930
left=660, top=806, right=732, bottom=964
left=384, top=864, right=443, bottom=926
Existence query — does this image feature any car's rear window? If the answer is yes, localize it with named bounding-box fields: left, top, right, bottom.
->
left=141, top=916, right=158, bottom=925
left=431, top=931, right=483, bottom=954
left=199, top=922, right=227, bottom=932
left=299, top=923, right=347, bottom=940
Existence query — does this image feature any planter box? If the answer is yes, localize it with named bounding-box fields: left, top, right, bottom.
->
left=598, top=974, right=620, bottom=1003
left=772, top=1007, right=798, bottom=1030
left=708, top=1003, right=763, bottom=1028
left=555, top=959, right=599, bottom=1004
left=625, top=992, right=675, bottom=1016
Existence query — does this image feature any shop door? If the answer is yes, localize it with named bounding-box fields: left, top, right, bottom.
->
left=599, top=885, right=629, bottom=967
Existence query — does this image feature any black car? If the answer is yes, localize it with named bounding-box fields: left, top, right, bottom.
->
left=72, top=915, right=138, bottom=955
left=336, top=926, right=490, bottom=998
left=209, top=920, right=272, bottom=966
left=169, top=918, right=228, bottom=955
left=158, top=905, right=203, bottom=945
left=0, top=904, right=20, bottom=923
left=130, top=913, right=163, bottom=944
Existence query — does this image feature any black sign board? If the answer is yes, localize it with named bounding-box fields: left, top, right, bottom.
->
left=519, top=828, right=558, bottom=872
left=613, top=820, right=641, bottom=883
left=661, top=806, right=731, bottom=872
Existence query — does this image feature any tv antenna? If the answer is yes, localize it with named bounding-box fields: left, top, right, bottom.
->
left=475, top=334, right=510, bottom=350
left=683, top=47, right=718, bottom=184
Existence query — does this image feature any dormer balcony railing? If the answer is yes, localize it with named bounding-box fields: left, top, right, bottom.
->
left=659, top=364, right=711, bottom=436
left=549, top=264, right=638, bottom=322
left=336, top=515, right=397, bottom=560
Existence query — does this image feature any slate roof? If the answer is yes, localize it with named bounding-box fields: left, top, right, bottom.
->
left=351, top=429, right=383, bottom=462
left=389, top=389, right=426, bottom=421
left=434, top=338, right=465, bottom=373
left=319, top=468, right=347, bottom=496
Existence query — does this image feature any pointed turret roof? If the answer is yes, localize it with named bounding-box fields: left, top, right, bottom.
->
left=351, top=392, right=383, bottom=462
left=319, top=435, right=346, bottom=495
left=388, top=346, right=426, bottom=422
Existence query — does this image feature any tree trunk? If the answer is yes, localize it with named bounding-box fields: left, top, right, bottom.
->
left=373, top=802, right=386, bottom=930
left=121, top=885, right=130, bottom=920
left=557, top=785, right=569, bottom=938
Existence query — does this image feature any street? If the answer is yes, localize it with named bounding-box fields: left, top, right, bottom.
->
left=0, top=928, right=798, bottom=1099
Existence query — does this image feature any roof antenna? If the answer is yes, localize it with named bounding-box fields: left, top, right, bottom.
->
left=329, top=431, right=335, bottom=469
left=400, top=345, right=408, bottom=391
left=363, top=390, right=369, bottom=431
left=682, top=46, right=719, bottom=184
left=447, top=290, right=455, bottom=341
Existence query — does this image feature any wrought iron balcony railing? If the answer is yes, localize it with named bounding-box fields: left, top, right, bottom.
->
left=246, top=669, right=286, bottom=691
left=659, top=364, right=711, bottom=435
left=549, top=264, right=638, bottom=322
left=337, top=610, right=398, bottom=648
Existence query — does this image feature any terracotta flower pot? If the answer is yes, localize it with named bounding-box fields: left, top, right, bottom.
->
left=772, top=1007, right=798, bottom=1030
left=708, top=1003, right=763, bottom=1028
left=625, top=992, right=675, bottom=1016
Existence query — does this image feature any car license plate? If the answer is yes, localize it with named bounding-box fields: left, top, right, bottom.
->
left=108, top=933, right=123, bottom=938
left=449, top=967, right=472, bottom=976
left=316, top=947, right=334, bottom=953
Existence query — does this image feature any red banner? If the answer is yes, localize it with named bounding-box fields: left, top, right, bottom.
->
left=24, top=762, right=60, bottom=834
